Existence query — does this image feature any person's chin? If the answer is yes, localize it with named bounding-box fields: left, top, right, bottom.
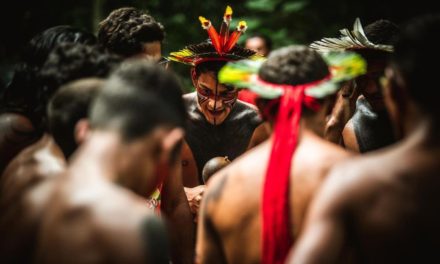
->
left=206, top=110, right=227, bottom=125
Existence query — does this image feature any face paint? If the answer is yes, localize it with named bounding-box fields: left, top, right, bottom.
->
left=194, top=72, right=238, bottom=125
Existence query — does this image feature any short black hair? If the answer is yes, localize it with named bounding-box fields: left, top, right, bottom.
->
left=258, top=45, right=330, bottom=118
left=391, top=14, right=440, bottom=118
left=0, top=26, right=96, bottom=126
left=259, top=45, right=329, bottom=86
left=364, top=19, right=400, bottom=46
left=23, top=25, right=97, bottom=69
left=89, top=61, right=186, bottom=142
left=357, top=19, right=400, bottom=62
left=246, top=33, right=273, bottom=51
left=98, top=7, right=165, bottom=57
left=48, top=78, right=105, bottom=158
left=36, top=43, right=122, bottom=131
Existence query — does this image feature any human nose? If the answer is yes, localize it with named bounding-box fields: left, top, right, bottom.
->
left=208, top=97, right=224, bottom=110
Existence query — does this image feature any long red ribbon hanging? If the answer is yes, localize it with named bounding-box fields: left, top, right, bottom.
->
left=262, top=87, right=303, bottom=264
left=260, top=75, right=329, bottom=264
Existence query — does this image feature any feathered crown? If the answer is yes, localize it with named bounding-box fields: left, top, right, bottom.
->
left=168, top=6, right=261, bottom=66
left=310, top=18, right=394, bottom=53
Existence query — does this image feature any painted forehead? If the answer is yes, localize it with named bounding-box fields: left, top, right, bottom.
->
left=197, top=72, right=234, bottom=90
left=198, top=81, right=235, bottom=92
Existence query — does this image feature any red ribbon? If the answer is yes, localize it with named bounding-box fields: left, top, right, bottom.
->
left=261, top=76, right=329, bottom=264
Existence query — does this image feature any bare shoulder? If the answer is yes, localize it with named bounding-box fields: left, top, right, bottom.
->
left=183, top=92, right=196, bottom=105
left=205, top=140, right=270, bottom=212
left=210, top=139, right=270, bottom=186
left=320, top=150, right=394, bottom=206
left=248, top=122, right=270, bottom=149
left=39, top=182, right=162, bottom=263
left=2, top=135, right=65, bottom=182
left=93, top=187, right=169, bottom=262
left=0, top=113, right=35, bottom=141
left=342, top=119, right=360, bottom=152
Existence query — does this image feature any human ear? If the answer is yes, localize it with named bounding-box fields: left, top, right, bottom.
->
left=191, top=68, right=198, bottom=88
left=74, top=119, right=90, bottom=145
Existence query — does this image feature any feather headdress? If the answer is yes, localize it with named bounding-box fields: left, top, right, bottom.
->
left=310, top=18, right=394, bottom=53
left=219, top=51, right=367, bottom=99
left=168, top=6, right=261, bottom=66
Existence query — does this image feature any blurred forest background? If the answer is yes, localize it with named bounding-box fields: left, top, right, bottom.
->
left=0, top=0, right=438, bottom=91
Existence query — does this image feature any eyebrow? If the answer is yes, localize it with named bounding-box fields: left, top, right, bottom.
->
left=198, top=83, right=229, bottom=93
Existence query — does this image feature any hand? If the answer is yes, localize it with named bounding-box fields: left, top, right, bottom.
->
left=184, top=185, right=206, bottom=222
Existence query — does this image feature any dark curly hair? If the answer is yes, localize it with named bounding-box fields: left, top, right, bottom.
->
left=356, top=19, right=400, bottom=61
left=364, top=19, right=400, bottom=46
left=34, top=43, right=122, bottom=131
left=98, top=7, right=165, bottom=57
left=259, top=45, right=329, bottom=86
left=0, top=26, right=97, bottom=121
left=258, top=45, right=330, bottom=118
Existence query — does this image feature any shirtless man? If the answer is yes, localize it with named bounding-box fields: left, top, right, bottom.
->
left=35, top=67, right=187, bottom=263
left=0, top=79, right=105, bottom=263
left=0, top=44, right=120, bottom=262
left=169, top=7, right=268, bottom=187
left=0, top=25, right=96, bottom=174
left=168, top=7, right=269, bottom=220
left=105, top=62, right=195, bottom=264
left=291, top=15, right=440, bottom=263
left=316, top=19, right=400, bottom=152
left=196, top=46, right=364, bottom=263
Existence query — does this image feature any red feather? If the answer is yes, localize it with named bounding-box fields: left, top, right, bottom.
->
left=199, top=16, right=222, bottom=55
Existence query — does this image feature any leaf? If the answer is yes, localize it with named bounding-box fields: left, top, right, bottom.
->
left=245, top=0, right=279, bottom=12
left=282, top=1, right=307, bottom=13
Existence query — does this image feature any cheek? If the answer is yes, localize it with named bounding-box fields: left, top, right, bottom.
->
left=197, top=92, right=209, bottom=107
left=223, top=94, right=237, bottom=109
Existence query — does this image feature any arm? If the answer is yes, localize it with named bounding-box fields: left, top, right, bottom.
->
left=247, top=122, right=270, bottom=149
left=161, top=154, right=195, bottom=264
left=289, top=169, right=351, bottom=264
left=195, top=179, right=227, bottom=264
left=341, top=120, right=361, bottom=152
left=181, top=140, right=199, bottom=187
left=324, top=81, right=359, bottom=145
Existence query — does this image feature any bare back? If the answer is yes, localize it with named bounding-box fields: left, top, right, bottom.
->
left=36, top=170, right=169, bottom=264
left=291, top=133, right=440, bottom=263
left=336, top=144, right=440, bottom=262
left=197, top=131, right=351, bottom=264
left=0, top=134, right=65, bottom=262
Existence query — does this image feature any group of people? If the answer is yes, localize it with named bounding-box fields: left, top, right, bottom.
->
left=0, top=5, right=438, bottom=264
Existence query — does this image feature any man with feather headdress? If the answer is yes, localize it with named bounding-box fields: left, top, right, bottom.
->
left=312, top=18, right=400, bottom=152
left=168, top=6, right=269, bottom=215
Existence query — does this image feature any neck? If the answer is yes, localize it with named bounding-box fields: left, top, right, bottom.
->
left=404, top=115, right=440, bottom=147
left=69, top=131, right=122, bottom=183
left=401, top=99, right=440, bottom=147
left=267, top=116, right=322, bottom=143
